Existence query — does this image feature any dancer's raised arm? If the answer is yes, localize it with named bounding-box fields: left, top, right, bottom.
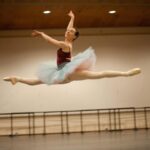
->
left=67, top=10, right=75, bottom=30
left=32, top=30, right=68, bottom=49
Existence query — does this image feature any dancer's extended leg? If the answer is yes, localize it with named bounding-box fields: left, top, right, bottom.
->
left=3, top=76, right=43, bottom=85
left=69, top=68, right=141, bottom=81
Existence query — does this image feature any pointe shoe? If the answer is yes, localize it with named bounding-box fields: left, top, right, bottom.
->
left=127, top=68, right=141, bottom=76
left=3, top=76, right=18, bottom=85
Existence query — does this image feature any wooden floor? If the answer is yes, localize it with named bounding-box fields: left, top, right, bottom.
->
left=0, top=130, right=150, bottom=150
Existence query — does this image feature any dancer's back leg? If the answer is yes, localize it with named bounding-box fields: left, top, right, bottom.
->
left=3, top=76, right=43, bottom=85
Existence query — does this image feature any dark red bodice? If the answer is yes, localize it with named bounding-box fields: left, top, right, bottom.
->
left=57, top=48, right=71, bottom=66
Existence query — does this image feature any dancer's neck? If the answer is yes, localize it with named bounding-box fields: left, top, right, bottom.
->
left=65, top=38, right=73, bottom=44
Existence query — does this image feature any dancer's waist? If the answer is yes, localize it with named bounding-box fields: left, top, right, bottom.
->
left=57, top=62, right=70, bottom=70
left=57, top=58, right=71, bottom=67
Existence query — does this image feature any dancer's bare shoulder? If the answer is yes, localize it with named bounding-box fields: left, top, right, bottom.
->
left=61, top=43, right=72, bottom=53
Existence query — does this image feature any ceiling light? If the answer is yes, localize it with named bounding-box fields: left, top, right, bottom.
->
left=43, top=10, right=51, bottom=14
left=108, top=10, right=116, bottom=14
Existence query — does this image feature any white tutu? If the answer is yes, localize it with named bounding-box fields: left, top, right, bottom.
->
left=36, top=47, right=96, bottom=85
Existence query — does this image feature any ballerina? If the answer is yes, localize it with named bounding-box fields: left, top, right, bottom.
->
left=3, top=10, right=141, bottom=86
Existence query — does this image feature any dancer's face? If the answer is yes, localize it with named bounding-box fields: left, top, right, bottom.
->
left=65, top=28, right=76, bottom=41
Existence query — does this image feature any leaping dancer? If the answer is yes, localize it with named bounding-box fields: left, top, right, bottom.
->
left=3, top=11, right=141, bottom=86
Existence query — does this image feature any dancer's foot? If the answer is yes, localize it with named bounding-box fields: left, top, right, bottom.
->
left=126, top=68, right=141, bottom=76
left=3, top=76, right=19, bottom=85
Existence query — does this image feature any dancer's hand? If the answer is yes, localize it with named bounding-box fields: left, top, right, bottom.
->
left=31, top=30, right=43, bottom=37
left=68, top=10, right=74, bottom=18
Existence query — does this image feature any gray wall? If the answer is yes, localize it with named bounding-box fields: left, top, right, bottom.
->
left=0, top=28, right=150, bottom=113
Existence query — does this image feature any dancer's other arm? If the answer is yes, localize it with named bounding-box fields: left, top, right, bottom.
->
left=31, top=30, right=69, bottom=49
left=67, top=10, right=75, bottom=30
